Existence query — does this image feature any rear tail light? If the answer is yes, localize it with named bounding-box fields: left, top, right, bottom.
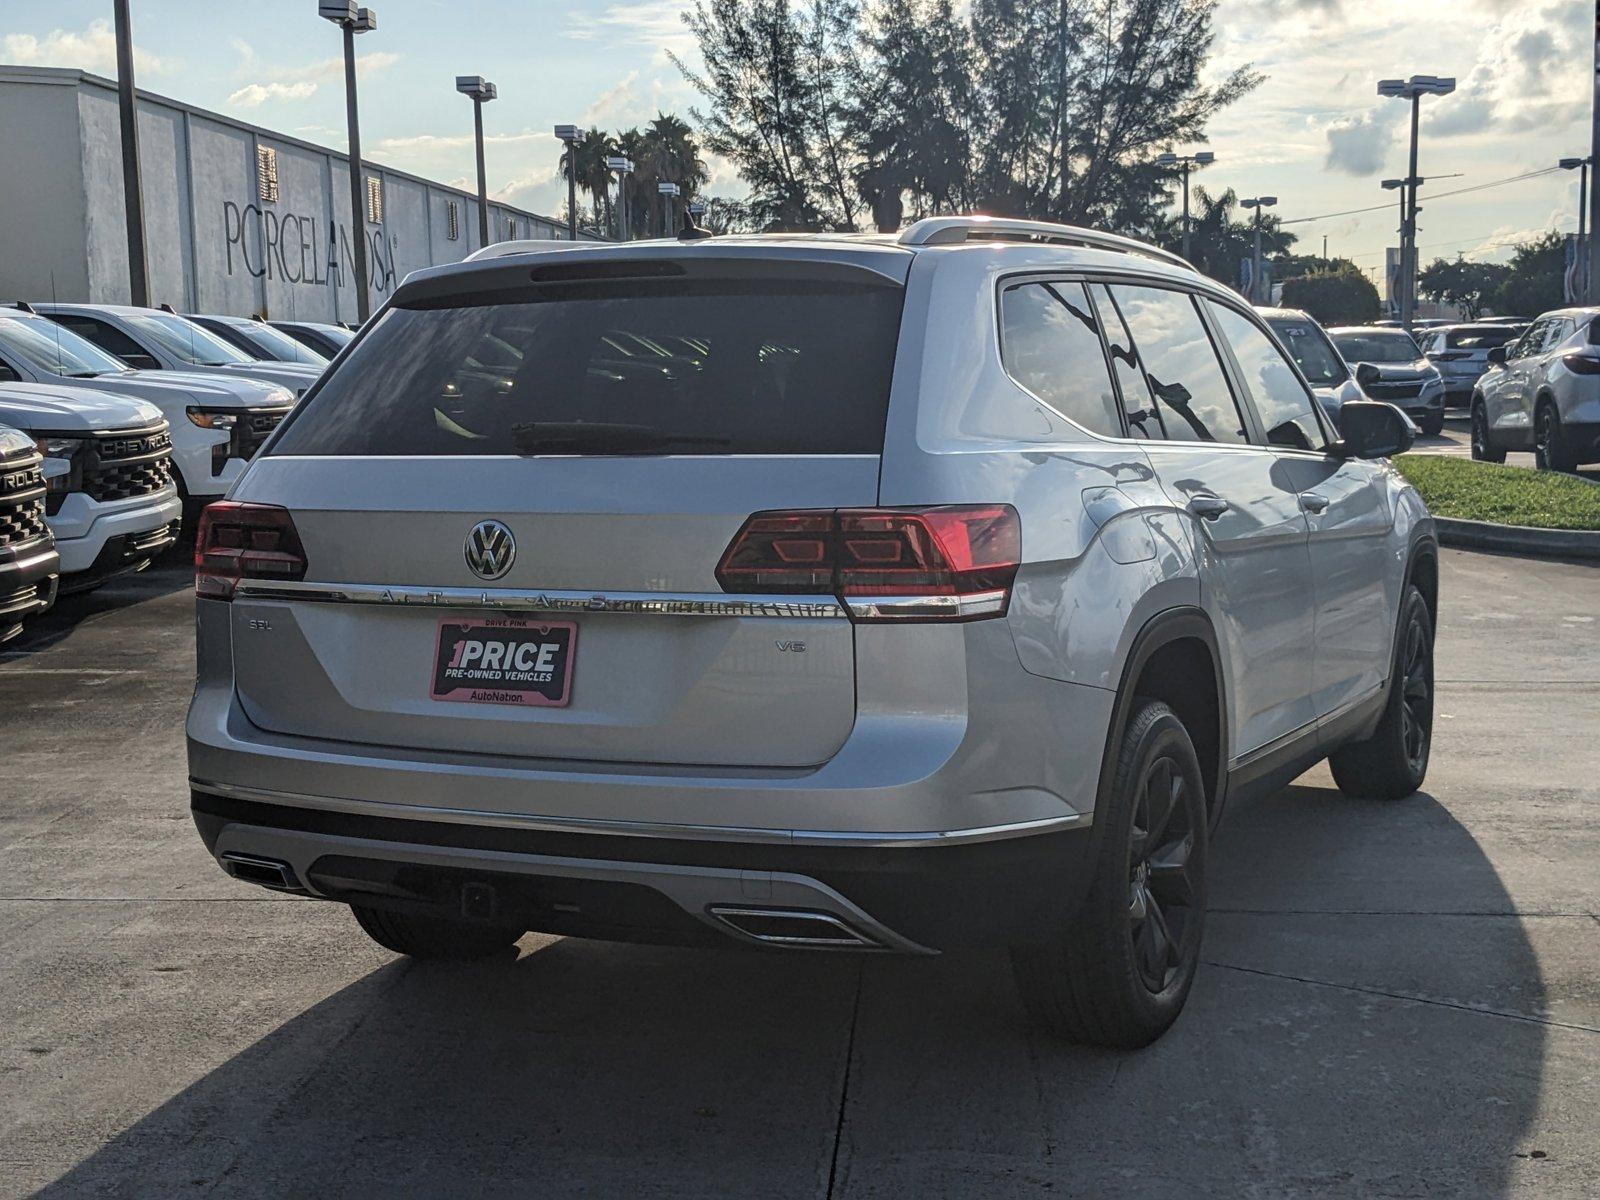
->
left=195, top=501, right=307, bottom=600
left=1561, top=353, right=1600, bottom=376
left=715, top=505, right=1020, bottom=622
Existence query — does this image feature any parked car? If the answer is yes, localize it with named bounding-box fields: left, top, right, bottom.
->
left=187, top=216, right=1437, bottom=1049
left=1471, top=307, right=1600, bottom=471
left=0, top=423, right=59, bottom=641
left=31, top=303, right=322, bottom=397
left=1418, top=323, right=1526, bottom=407
left=185, top=313, right=330, bottom=368
left=0, top=306, right=295, bottom=523
left=0, top=384, right=180, bottom=591
left=1327, top=326, right=1447, bottom=435
left=269, top=320, right=355, bottom=359
left=1256, top=306, right=1363, bottom=425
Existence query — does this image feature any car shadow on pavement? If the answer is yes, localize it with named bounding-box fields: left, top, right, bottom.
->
left=28, top=783, right=1551, bottom=1198
left=2, top=562, right=189, bottom=658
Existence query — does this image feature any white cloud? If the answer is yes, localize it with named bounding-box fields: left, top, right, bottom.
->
left=228, top=81, right=318, bottom=109
left=1427, top=0, right=1589, bottom=137
left=2, top=18, right=171, bottom=75
left=1323, top=110, right=1398, bottom=177
left=564, top=2, right=697, bottom=57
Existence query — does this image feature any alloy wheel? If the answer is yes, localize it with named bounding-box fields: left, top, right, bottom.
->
left=1536, top=407, right=1556, bottom=470
left=1127, top=755, right=1200, bottom=995
left=1471, top=407, right=1489, bottom=457
left=1398, top=613, right=1432, bottom=774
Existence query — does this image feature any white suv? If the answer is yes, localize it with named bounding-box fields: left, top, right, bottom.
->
left=187, top=217, right=1437, bottom=1047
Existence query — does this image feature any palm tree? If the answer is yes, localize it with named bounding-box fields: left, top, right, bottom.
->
left=559, top=129, right=616, bottom=235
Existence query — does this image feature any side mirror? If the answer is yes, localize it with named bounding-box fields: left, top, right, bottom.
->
left=1336, top=400, right=1414, bottom=460
left=1486, top=346, right=1508, bottom=365
left=1353, top=361, right=1381, bottom=388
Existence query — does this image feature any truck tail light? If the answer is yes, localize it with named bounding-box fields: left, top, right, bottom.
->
left=195, top=501, right=307, bottom=600
left=715, top=505, right=1020, bottom=622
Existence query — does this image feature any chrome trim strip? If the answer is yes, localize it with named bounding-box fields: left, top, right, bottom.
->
left=191, top=776, right=1091, bottom=847
left=844, top=590, right=1008, bottom=620
left=707, top=907, right=883, bottom=950
left=233, top=578, right=848, bottom=620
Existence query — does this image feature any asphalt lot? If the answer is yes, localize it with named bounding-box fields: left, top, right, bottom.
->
left=1417, top=412, right=1600, bottom=482
left=2, top=549, right=1597, bottom=1198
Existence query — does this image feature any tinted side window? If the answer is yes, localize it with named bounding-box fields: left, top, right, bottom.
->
left=1090, top=283, right=1164, bottom=439
left=53, top=316, right=146, bottom=360
left=1107, top=285, right=1247, bottom=444
left=1210, top=303, right=1326, bottom=452
left=999, top=281, right=1122, bottom=436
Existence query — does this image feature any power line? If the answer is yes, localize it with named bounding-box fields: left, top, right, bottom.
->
left=1279, top=167, right=1564, bottom=227
left=1342, top=225, right=1575, bottom=262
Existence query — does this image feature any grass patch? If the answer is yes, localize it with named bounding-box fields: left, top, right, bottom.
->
left=1394, top=454, right=1600, bottom=531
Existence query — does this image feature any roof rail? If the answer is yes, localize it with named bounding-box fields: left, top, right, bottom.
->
left=898, top=216, right=1192, bottom=270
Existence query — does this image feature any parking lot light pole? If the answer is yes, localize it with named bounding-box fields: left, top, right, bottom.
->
left=1561, top=156, right=1593, bottom=300
left=657, top=181, right=680, bottom=236
left=320, top=2, right=378, bottom=325
left=1155, top=149, right=1215, bottom=262
left=1379, top=75, right=1455, bottom=332
left=456, top=77, right=497, bottom=247
left=112, top=0, right=150, bottom=308
left=606, top=156, right=633, bottom=240
left=1240, top=197, right=1276, bottom=303
left=555, top=125, right=584, bottom=241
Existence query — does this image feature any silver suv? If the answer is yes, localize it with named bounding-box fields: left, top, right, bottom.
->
left=187, top=217, right=1438, bottom=1047
left=1471, top=307, right=1600, bottom=471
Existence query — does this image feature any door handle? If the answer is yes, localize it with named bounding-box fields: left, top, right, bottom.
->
left=1187, top=495, right=1231, bottom=521
left=1299, top=492, right=1330, bottom=514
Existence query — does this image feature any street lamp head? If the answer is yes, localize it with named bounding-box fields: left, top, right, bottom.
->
left=1560, top=157, right=1587, bottom=170
left=1194, top=151, right=1215, bottom=165
left=657, top=182, right=680, bottom=196
left=605, top=156, right=633, bottom=173
left=1381, top=178, right=1404, bottom=190
left=688, top=200, right=707, bottom=216
left=1155, top=152, right=1178, bottom=167
left=1377, top=78, right=1407, bottom=98
left=1259, top=196, right=1278, bottom=207
left=455, top=76, right=496, bottom=101
left=554, top=124, right=584, bottom=143
left=1411, top=74, right=1454, bottom=95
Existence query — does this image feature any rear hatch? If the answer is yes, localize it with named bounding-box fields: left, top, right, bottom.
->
left=226, top=247, right=910, bottom=768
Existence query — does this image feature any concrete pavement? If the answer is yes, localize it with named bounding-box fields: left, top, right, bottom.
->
left=1, top=550, right=1597, bottom=1198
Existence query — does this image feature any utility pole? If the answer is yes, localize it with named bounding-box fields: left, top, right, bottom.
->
left=113, top=0, right=150, bottom=307
left=320, top=4, right=378, bottom=324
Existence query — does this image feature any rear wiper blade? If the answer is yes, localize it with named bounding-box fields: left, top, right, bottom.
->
left=511, top=421, right=731, bottom=455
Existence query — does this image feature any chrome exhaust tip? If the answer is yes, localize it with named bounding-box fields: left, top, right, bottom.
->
left=707, top=906, right=883, bottom=950
left=219, top=852, right=303, bottom=892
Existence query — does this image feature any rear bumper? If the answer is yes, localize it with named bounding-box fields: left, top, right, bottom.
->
left=191, top=788, right=1094, bottom=952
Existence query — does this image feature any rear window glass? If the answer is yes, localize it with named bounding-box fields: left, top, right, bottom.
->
left=271, top=280, right=904, bottom=456
left=1444, top=327, right=1517, bottom=350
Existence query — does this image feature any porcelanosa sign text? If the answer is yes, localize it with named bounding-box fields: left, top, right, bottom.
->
left=222, top=200, right=396, bottom=292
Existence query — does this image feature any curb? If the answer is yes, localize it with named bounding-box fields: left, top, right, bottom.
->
left=1434, top=516, right=1600, bottom=561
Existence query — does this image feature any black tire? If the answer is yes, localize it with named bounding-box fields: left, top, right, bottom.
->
left=351, top=904, right=523, bottom=960
left=1011, top=700, right=1208, bottom=1049
left=1470, top=401, right=1505, bottom=463
left=1534, top=401, right=1576, bottom=472
left=1419, top=412, right=1444, bottom=437
left=1329, top=585, right=1434, bottom=801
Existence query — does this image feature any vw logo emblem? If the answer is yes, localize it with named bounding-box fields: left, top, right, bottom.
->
left=464, top=519, right=515, bottom=581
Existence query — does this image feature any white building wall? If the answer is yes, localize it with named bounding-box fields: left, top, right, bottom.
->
left=0, top=66, right=588, bottom=319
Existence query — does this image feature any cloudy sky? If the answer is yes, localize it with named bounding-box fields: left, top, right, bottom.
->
left=2, top=0, right=1591, bottom=273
